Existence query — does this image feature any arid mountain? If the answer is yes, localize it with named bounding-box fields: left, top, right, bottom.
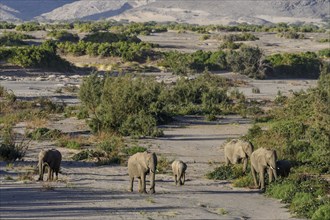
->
left=0, top=0, right=329, bottom=25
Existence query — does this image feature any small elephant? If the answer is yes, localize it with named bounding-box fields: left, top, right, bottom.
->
left=276, top=160, right=291, bottom=177
left=128, top=152, right=157, bottom=194
left=38, top=149, right=62, bottom=181
left=250, top=148, right=277, bottom=190
left=172, top=160, right=187, bottom=186
left=224, top=139, right=254, bottom=173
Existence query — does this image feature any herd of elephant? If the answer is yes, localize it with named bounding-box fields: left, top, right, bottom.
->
left=37, top=139, right=290, bottom=193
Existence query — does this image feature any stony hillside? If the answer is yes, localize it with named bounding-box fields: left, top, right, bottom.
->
left=0, top=0, right=329, bottom=25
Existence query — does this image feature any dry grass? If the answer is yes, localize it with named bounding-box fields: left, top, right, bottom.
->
left=26, top=118, right=48, bottom=129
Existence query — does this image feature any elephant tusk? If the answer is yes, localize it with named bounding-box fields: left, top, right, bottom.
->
left=270, top=166, right=275, bottom=170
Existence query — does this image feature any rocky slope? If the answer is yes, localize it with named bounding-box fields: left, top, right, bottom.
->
left=0, top=0, right=329, bottom=24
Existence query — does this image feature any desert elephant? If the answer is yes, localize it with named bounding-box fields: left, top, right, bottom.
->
left=128, top=152, right=157, bottom=194
left=38, top=149, right=62, bottom=181
left=172, top=160, right=187, bottom=186
left=224, top=139, right=254, bottom=173
left=250, top=148, right=277, bottom=190
left=276, top=160, right=291, bottom=177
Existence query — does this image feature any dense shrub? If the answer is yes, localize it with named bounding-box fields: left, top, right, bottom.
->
left=318, top=49, right=330, bottom=58
left=266, top=175, right=329, bottom=219
left=15, top=22, right=45, bottom=31
left=122, top=146, right=147, bottom=156
left=277, top=31, right=305, bottom=39
left=160, top=50, right=228, bottom=75
left=79, top=73, right=234, bottom=136
left=266, top=52, right=321, bottom=78
left=47, top=30, right=79, bottom=42
left=0, top=126, right=28, bottom=162
left=27, top=127, right=62, bottom=140
left=221, top=33, right=259, bottom=41
left=206, top=164, right=245, bottom=180
left=1, top=42, right=72, bottom=71
left=226, top=45, right=265, bottom=79
left=0, top=31, right=34, bottom=46
left=57, top=40, right=154, bottom=62
left=0, top=21, right=16, bottom=29
left=0, top=142, right=27, bottom=162
left=218, top=40, right=242, bottom=50
left=83, top=32, right=140, bottom=43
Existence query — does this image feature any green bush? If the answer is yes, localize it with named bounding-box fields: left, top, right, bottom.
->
left=312, top=204, right=330, bottom=220
left=47, top=30, right=79, bottom=42
left=277, top=31, right=305, bottom=39
left=206, top=164, right=245, bottom=180
left=226, top=45, right=265, bottom=79
left=83, top=32, right=140, bottom=43
left=0, top=21, right=16, bottom=29
left=232, top=174, right=254, bottom=188
left=266, top=180, right=297, bottom=202
left=221, top=33, right=259, bottom=41
left=122, top=146, right=147, bottom=156
left=1, top=43, right=72, bottom=71
left=290, top=192, right=320, bottom=218
left=0, top=142, right=27, bottom=162
left=266, top=52, right=321, bottom=78
left=0, top=31, right=34, bottom=46
left=72, top=149, right=105, bottom=161
left=27, top=127, right=62, bottom=140
left=218, top=40, right=242, bottom=49
left=15, top=22, right=45, bottom=31
left=56, top=137, right=82, bottom=149
left=318, top=49, right=330, bottom=58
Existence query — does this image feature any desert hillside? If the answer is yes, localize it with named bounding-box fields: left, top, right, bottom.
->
left=0, top=0, right=329, bottom=24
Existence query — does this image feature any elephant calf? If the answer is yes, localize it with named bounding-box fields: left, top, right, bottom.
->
left=38, top=149, right=62, bottom=181
left=128, top=152, right=157, bottom=194
left=250, top=148, right=277, bottom=190
left=276, top=160, right=291, bottom=177
left=224, top=139, right=254, bottom=173
left=172, top=160, right=187, bottom=186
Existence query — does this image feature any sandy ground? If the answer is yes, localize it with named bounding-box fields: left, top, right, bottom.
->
left=0, top=73, right=311, bottom=219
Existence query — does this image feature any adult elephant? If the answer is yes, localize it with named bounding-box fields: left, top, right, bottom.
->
left=38, top=149, right=62, bottom=181
left=128, top=152, right=157, bottom=194
left=250, top=147, right=277, bottom=190
left=224, top=139, right=254, bottom=173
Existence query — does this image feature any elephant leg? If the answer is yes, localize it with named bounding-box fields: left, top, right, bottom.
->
left=242, top=158, right=247, bottom=173
left=140, top=174, right=147, bottom=193
left=174, top=174, right=177, bottom=185
left=225, top=156, right=230, bottom=166
left=138, top=178, right=142, bottom=193
left=55, top=170, right=59, bottom=181
left=251, top=166, right=258, bottom=187
left=129, top=176, right=134, bottom=192
left=182, top=172, right=185, bottom=185
left=268, top=167, right=273, bottom=183
left=260, top=169, right=265, bottom=190
left=179, top=172, right=183, bottom=185
left=47, top=167, right=52, bottom=181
